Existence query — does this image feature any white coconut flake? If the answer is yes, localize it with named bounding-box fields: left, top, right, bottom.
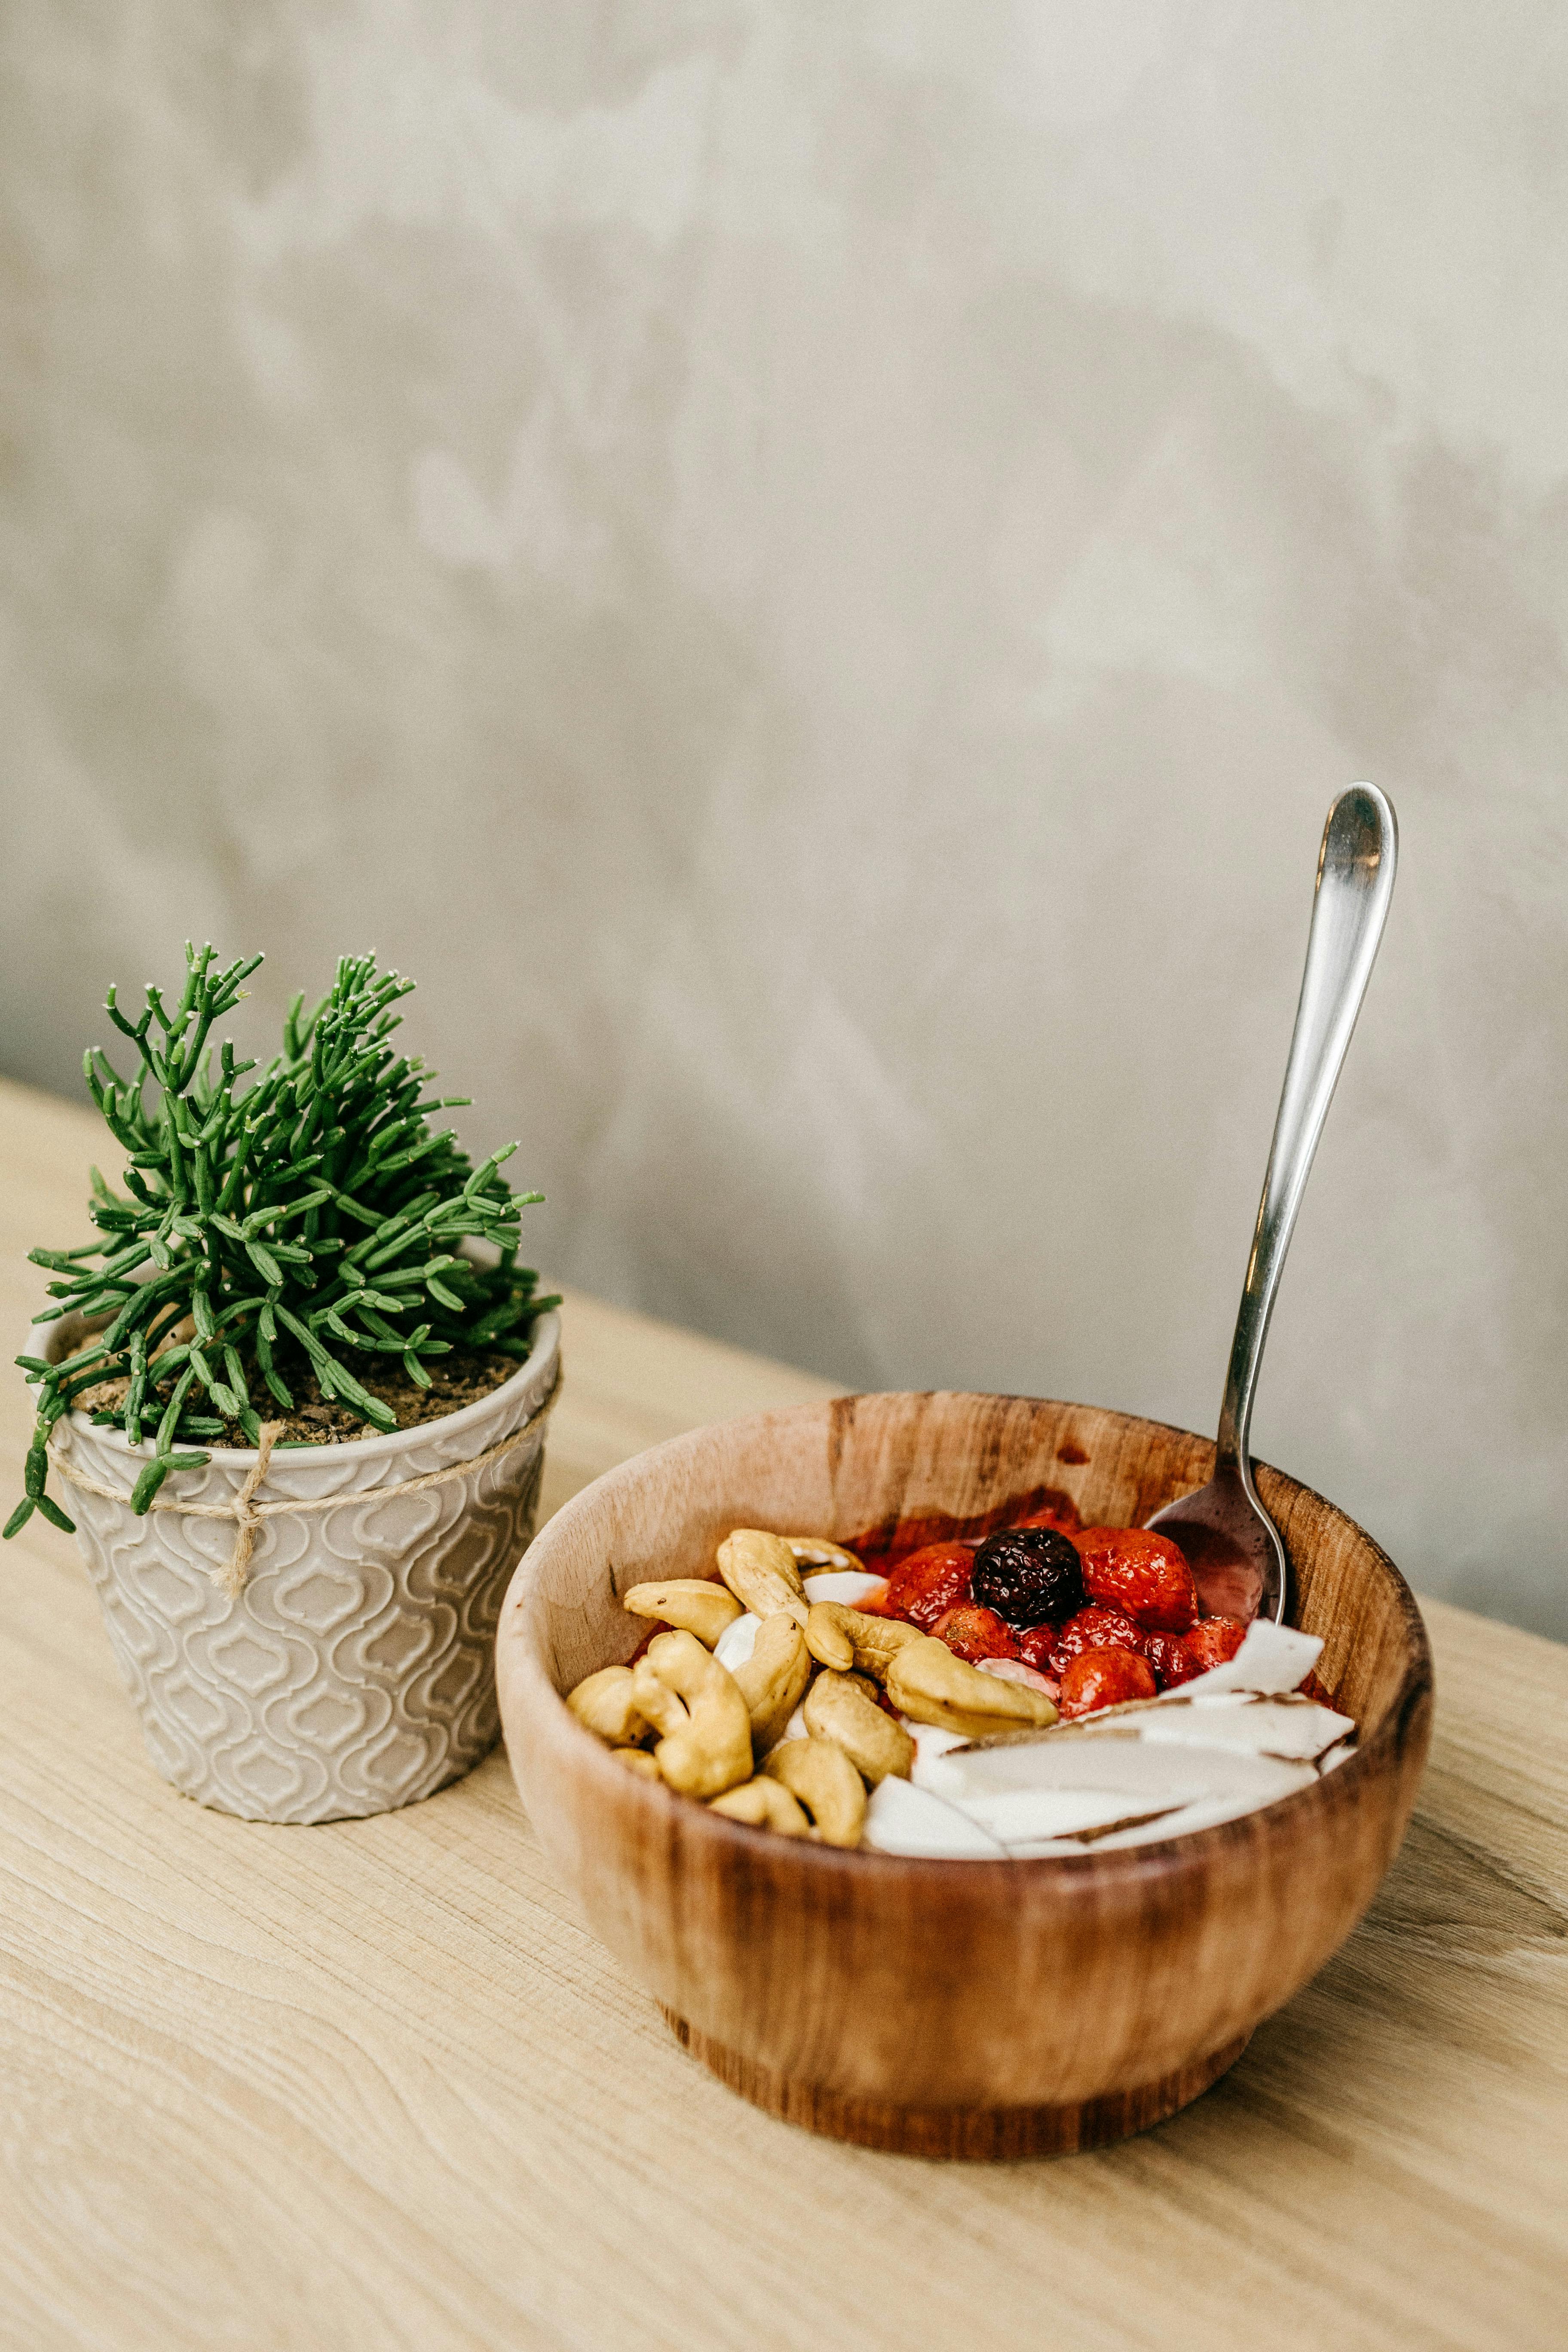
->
left=714, top=1612, right=760, bottom=1672
left=1135, top=1696, right=1355, bottom=1763
left=997, top=1755, right=1320, bottom=1857
left=906, top=1723, right=975, bottom=1785
left=759, top=1699, right=813, bottom=1759
left=863, top=1776, right=1008, bottom=1859
left=959, top=1785, right=1204, bottom=1847
left=1077, top=1763, right=1320, bottom=1848
left=1163, top=1618, right=1323, bottom=1700
left=1003, top=1817, right=1195, bottom=1858
left=912, top=1705, right=1333, bottom=1855
left=923, top=1733, right=1302, bottom=1808
left=802, top=1570, right=888, bottom=1607
left=976, top=1657, right=1056, bottom=1693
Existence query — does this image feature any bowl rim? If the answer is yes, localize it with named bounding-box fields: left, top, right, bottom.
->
left=505, top=1387, right=1434, bottom=1888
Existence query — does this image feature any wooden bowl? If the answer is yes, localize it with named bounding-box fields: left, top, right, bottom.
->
left=496, top=1391, right=1432, bottom=2159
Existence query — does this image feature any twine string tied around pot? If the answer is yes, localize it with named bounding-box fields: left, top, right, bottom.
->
left=46, top=1372, right=560, bottom=1602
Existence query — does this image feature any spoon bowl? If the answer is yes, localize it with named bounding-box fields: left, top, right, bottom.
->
left=1146, top=1462, right=1283, bottom=1621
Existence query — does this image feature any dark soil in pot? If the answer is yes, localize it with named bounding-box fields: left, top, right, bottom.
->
left=74, top=1343, right=521, bottom=1448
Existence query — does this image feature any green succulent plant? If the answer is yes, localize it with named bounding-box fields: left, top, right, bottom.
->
left=8, top=944, right=556, bottom=1538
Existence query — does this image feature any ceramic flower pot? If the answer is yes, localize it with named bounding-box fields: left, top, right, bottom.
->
left=40, top=1308, right=560, bottom=1824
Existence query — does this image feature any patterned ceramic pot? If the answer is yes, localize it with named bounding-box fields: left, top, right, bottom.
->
left=39, top=1309, right=560, bottom=1824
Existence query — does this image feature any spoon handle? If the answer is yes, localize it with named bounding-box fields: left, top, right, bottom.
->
left=1215, top=785, right=1398, bottom=1476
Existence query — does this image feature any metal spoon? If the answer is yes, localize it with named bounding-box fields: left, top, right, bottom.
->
left=1146, top=784, right=1398, bottom=1623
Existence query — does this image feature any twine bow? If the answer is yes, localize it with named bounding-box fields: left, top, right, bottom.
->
left=226, top=1421, right=283, bottom=1600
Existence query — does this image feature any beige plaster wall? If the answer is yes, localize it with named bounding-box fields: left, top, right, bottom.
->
left=3, top=4, right=1566, bottom=1633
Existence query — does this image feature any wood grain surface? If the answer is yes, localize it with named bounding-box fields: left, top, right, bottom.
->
left=1, top=1075, right=1565, bottom=2351
left=501, top=1389, right=1431, bottom=2146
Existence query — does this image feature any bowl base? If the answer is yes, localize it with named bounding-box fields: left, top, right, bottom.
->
left=663, top=2011, right=1251, bottom=2160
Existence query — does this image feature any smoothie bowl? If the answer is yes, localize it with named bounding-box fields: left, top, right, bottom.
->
left=496, top=1388, right=1431, bottom=2158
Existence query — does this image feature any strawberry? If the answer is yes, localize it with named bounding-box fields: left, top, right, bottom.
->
left=1058, top=1648, right=1158, bottom=1717
left=1049, top=1604, right=1147, bottom=1672
left=931, top=1603, right=1021, bottom=1663
left=878, top=1542, right=974, bottom=1629
left=1143, top=1630, right=1202, bottom=1690
left=1072, top=1526, right=1199, bottom=1632
left=851, top=1580, right=901, bottom=1617
left=1016, top=1622, right=1061, bottom=1673
left=1297, top=1665, right=1336, bottom=1708
left=1182, top=1616, right=1248, bottom=1674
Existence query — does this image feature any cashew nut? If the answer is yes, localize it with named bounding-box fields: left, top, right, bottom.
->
left=622, top=1578, right=743, bottom=1648
left=608, top=1747, right=662, bottom=1779
left=804, top=1602, right=856, bottom=1672
left=884, top=1633, right=1060, bottom=1739
left=803, top=1602, right=925, bottom=1681
left=731, top=1611, right=813, bottom=1754
left=566, top=1665, right=652, bottom=1746
left=716, top=1529, right=809, bottom=1625
left=709, top=1776, right=812, bottom=1835
left=629, top=1656, right=691, bottom=1740
left=803, top=1670, right=915, bottom=1784
left=630, top=1628, right=753, bottom=1798
left=763, top=1737, right=868, bottom=1848
left=783, top=1535, right=865, bottom=1572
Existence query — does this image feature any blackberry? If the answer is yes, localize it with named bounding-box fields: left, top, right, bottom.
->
left=970, top=1525, right=1085, bottom=1629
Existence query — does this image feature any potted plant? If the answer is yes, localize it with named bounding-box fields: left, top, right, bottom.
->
left=9, top=944, right=561, bottom=1824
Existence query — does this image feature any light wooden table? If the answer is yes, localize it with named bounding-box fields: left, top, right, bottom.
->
left=2, top=1076, right=1565, bottom=2352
